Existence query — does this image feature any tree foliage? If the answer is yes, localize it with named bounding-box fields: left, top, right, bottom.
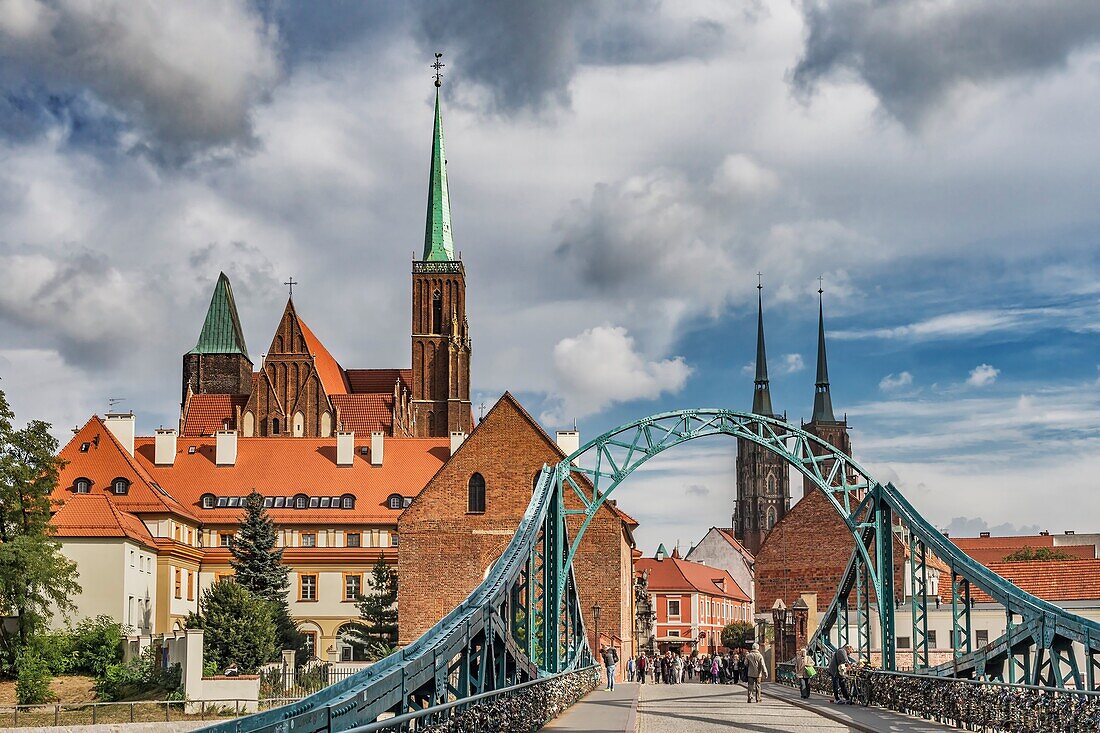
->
left=0, top=388, right=80, bottom=672
left=1003, top=546, right=1075, bottom=562
left=351, top=554, right=398, bottom=660
left=721, top=621, right=756, bottom=650
left=193, top=579, right=276, bottom=674
left=227, top=490, right=308, bottom=664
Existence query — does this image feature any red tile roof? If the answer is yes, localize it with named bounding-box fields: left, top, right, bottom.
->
left=56, top=418, right=196, bottom=519
left=952, top=535, right=1096, bottom=564
left=181, top=394, right=249, bottom=437
left=636, top=556, right=751, bottom=602
left=942, top=559, right=1100, bottom=604
left=332, top=393, right=393, bottom=434
left=131, top=434, right=449, bottom=524
left=51, top=494, right=158, bottom=550
left=346, top=369, right=413, bottom=394
left=297, top=316, right=348, bottom=395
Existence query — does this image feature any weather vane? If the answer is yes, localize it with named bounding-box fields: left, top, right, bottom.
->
left=432, top=52, right=445, bottom=88
left=284, top=276, right=298, bottom=297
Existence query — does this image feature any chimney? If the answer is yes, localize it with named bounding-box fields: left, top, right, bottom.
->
left=215, top=430, right=237, bottom=466
left=1065, top=530, right=1075, bottom=535
left=556, top=430, right=579, bottom=458
left=104, top=413, right=136, bottom=456
left=336, top=431, right=354, bottom=467
left=154, top=428, right=178, bottom=466
left=370, top=431, right=384, bottom=466
left=979, top=531, right=990, bottom=538
left=1039, top=530, right=1050, bottom=536
left=450, top=431, right=467, bottom=455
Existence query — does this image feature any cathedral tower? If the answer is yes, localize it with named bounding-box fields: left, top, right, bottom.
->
left=411, top=73, right=472, bottom=437
left=802, top=287, right=853, bottom=488
left=182, top=273, right=253, bottom=404
left=734, top=281, right=791, bottom=554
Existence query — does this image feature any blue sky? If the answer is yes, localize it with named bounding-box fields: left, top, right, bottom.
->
left=2, top=1, right=1100, bottom=553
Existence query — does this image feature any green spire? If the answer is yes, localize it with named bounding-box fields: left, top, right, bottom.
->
left=422, top=88, right=455, bottom=262
left=189, top=272, right=249, bottom=357
left=811, top=287, right=836, bottom=423
left=752, top=282, right=774, bottom=417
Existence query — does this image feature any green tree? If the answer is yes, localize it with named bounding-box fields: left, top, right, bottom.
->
left=193, top=579, right=276, bottom=674
left=1003, top=546, right=1075, bottom=562
left=0, top=388, right=80, bottom=672
left=351, top=554, right=398, bottom=660
left=721, top=621, right=756, bottom=650
left=227, top=491, right=308, bottom=664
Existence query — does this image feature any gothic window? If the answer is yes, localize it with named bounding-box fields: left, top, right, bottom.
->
left=467, top=472, right=486, bottom=514
left=766, top=506, right=778, bottom=531
left=242, top=411, right=255, bottom=437
left=293, top=412, right=305, bottom=437
left=272, top=417, right=281, bottom=435
left=431, top=290, right=443, bottom=334
left=320, top=412, right=332, bottom=438
left=766, top=474, right=777, bottom=496
left=74, top=478, right=91, bottom=494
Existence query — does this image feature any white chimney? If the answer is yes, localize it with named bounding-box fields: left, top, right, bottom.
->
left=104, top=413, right=136, bottom=456
left=450, top=431, right=467, bottom=455
left=370, top=431, right=384, bottom=466
left=336, top=431, right=354, bottom=467
left=215, top=430, right=237, bottom=466
left=556, top=430, right=579, bottom=459
left=154, top=428, right=178, bottom=466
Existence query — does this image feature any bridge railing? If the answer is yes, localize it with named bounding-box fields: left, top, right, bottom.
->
left=345, top=666, right=597, bottom=733
left=777, top=663, right=1100, bottom=732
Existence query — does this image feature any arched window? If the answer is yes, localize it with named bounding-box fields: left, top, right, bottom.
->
left=467, top=473, right=486, bottom=514
left=431, top=290, right=443, bottom=334
left=272, top=417, right=281, bottom=435
left=111, top=477, right=131, bottom=495
left=342, top=494, right=355, bottom=509
left=766, top=506, right=778, bottom=531
left=766, top=474, right=777, bottom=496
left=294, top=493, right=307, bottom=509
left=319, top=412, right=332, bottom=438
left=201, top=493, right=215, bottom=509
left=387, top=494, right=403, bottom=510
left=74, top=478, right=91, bottom=494
left=242, top=411, right=255, bottom=437
left=293, top=412, right=305, bottom=437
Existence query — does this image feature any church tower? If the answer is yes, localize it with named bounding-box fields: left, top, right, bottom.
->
left=733, top=281, right=791, bottom=554
left=801, top=287, right=853, bottom=489
left=411, top=63, right=473, bottom=438
left=182, top=272, right=253, bottom=404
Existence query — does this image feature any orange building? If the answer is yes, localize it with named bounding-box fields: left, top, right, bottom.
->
left=636, top=547, right=752, bottom=655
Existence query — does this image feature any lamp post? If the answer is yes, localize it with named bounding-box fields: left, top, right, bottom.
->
left=592, top=603, right=602, bottom=653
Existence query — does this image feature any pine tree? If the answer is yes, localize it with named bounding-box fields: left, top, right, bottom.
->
left=351, top=554, right=398, bottom=660
left=228, top=490, right=308, bottom=663
left=0, top=388, right=80, bottom=672
left=196, top=579, right=276, bottom=674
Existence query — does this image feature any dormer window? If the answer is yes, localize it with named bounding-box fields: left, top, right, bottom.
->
left=74, top=478, right=92, bottom=494
left=342, top=494, right=355, bottom=509
left=111, top=478, right=131, bottom=495
left=387, top=494, right=403, bottom=510
left=201, top=493, right=215, bottom=509
left=79, top=442, right=90, bottom=452
left=294, top=494, right=307, bottom=509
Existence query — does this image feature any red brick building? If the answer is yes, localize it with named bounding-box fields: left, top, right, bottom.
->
left=636, top=547, right=752, bottom=655
left=397, top=393, right=638, bottom=677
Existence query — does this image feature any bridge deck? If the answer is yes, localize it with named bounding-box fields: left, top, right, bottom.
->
left=545, top=681, right=954, bottom=733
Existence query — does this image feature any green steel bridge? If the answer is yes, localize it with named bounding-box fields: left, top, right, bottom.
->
left=202, top=409, right=1100, bottom=733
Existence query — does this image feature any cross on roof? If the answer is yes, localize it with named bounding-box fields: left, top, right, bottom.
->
left=432, top=52, right=444, bottom=88
left=817, top=275, right=824, bottom=294
left=284, top=277, right=298, bottom=297
left=757, top=272, right=763, bottom=290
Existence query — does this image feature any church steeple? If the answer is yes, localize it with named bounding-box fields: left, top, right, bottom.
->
left=752, top=278, right=774, bottom=417
left=181, top=272, right=253, bottom=405
left=422, top=68, right=454, bottom=262
left=189, top=272, right=248, bottom=357
left=811, top=285, right=836, bottom=423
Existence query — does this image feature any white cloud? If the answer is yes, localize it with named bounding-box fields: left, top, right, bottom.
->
left=967, top=363, right=1000, bottom=387
left=781, top=353, right=804, bottom=374
left=710, top=153, right=779, bottom=200
left=879, top=371, right=913, bottom=392
left=542, top=325, right=692, bottom=422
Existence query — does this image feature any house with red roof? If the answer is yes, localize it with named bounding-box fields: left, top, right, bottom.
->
left=635, top=546, right=752, bottom=656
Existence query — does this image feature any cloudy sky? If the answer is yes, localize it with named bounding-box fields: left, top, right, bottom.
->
left=2, top=0, right=1100, bottom=553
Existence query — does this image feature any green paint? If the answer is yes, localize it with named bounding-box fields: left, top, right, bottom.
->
left=189, top=272, right=248, bottom=357
left=422, top=89, right=455, bottom=262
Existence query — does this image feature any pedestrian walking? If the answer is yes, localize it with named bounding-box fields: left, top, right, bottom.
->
left=795, top=647, right=814, bottom=699
left=637, top=654, right=648, bottom=684
left=744, top=643, right=767, bottom=702
left=600, top=645, right=619, bottom=691
left=709, top=656, right=720, bottom=684
left=673, top=653, right=684, bottom=684
left=626, top=655, right=635, bottom=682
left=828, top=644, right=853, bottom=704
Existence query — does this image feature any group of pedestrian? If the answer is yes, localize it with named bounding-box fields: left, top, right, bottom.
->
left=623, top=643, right=768, bottom=702
left=628, top=650, right=686, bottom=684
left=793, top=643, right=857, bottom=704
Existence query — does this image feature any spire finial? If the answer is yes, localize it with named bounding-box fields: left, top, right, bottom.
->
left=284, top=276, right=298, bottom=297
left=757, top=272, right=763, bottom=290
left=817, top=275, right=823, bottom=295
left=432, top=52, right=444, bottom=88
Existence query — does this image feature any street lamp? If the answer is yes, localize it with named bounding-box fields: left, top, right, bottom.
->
left=592, top=603, right=602, bottom=652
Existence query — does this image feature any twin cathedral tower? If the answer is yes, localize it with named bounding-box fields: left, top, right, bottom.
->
left=733, top=282, right=851, bottom=555
left=180, top=77, right=472, bottom=440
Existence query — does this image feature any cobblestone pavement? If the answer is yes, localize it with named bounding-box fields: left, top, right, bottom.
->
left=638, top=682, right=853, bottom=733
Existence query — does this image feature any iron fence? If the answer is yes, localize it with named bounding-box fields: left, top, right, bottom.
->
left=343, top=665, right=598, bottom=733
left=259, top=664, right=366, bottom=699
left=777, top=663, right=1100, bottom=732
left=0, top=698, right=299, bottom=728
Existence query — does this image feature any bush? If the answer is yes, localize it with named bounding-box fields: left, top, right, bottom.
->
left=71, top=616, right=126, bottom=676
left=29, top=631, right=76, bottom=675
left=16, top=650, right=55, bottom=705
left=94, top=645, right=181, bottom=702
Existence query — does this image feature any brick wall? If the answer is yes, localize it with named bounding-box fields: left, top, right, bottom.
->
left=182, top=352, right=252, bottom=403
left=398, top=393, right=634, bottom=674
